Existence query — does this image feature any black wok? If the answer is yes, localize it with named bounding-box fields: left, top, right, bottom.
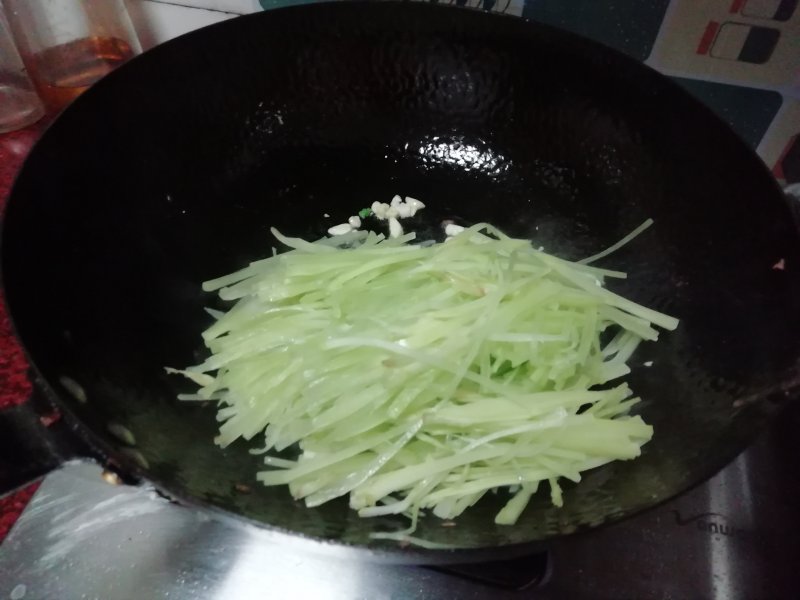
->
left=2, top=1, right=799, bottom=561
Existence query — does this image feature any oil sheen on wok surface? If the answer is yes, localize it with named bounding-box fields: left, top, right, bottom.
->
left=3, top=3, right=799, bottom=549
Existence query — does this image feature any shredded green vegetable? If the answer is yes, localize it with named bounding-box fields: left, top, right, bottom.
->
left=174, top=222, right=678, bottom=533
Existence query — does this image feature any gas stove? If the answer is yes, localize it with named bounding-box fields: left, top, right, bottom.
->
left=1, top=400, right=798, bottom=599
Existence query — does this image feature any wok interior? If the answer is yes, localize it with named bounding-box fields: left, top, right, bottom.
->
left=3, top=4, right=799, bottom=551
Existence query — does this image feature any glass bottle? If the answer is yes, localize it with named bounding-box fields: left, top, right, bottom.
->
left=0, top=8, right=44, bottom=133
left=3, top=0, right=141, bottom=113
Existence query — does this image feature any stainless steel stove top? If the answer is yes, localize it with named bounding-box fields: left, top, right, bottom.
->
left=1, top=402, right=799, bottom=599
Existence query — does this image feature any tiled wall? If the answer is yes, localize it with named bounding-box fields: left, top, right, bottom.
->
left=126, top=0, right=239, bottom=49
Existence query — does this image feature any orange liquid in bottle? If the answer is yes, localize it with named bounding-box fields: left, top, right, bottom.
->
left=27, top=36, right=134, bottom=112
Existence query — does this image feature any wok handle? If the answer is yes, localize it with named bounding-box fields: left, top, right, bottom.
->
left=0, top=386, right=90, bottom=496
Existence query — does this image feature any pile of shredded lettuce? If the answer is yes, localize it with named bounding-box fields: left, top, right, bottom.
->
left=173, top=221, right=678, bottom=536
